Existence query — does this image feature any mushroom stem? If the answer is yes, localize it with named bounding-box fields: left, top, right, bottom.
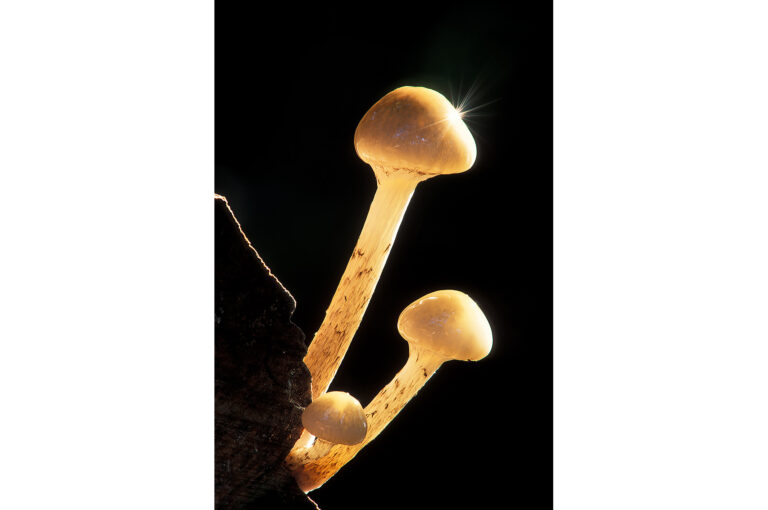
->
left=290, top=346, right=446, bottom=492
left=293, top=428, right=315, bottom=451
left=304, top=170, right=423, bottom=399
left=360, top=346, right=445, bottom=443
left=285, top=437, right=334, bottom=471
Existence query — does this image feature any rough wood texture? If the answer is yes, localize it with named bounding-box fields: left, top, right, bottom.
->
left=215, top=195, right=317, bottom=509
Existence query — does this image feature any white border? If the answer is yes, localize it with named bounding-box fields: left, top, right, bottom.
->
left=555, top=1, right=768, bottom=508
left=0, top=1, right=214, bottom=508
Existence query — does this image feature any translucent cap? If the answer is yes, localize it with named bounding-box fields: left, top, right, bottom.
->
left=354, top=86, right=477, bottom=176
left=301, top=391, right=368, bottom=445
left=397, top=290, right=493, bottom=361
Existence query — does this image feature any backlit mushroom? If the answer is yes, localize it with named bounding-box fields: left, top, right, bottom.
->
left=290, top=289, right=492, bottom=492
left=285, top=391, right=367, bottom=471
left=304, top=87, right=477, bottom=399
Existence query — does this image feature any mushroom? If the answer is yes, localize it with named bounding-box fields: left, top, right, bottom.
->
left=285, top=391, right=367, bottom=471
left=304, top=86, right=477, bottom=399
left=290, top=289, right=492, bottom=492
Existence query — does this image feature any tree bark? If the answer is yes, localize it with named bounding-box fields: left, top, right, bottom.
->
left=215, top=195, right=316, bottom=509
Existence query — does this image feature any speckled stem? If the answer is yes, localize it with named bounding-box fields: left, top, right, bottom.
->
left=303, top=170, right=423, bottom=400
left=284, top=438, right=333, bottom=472
left=290, top=347, right=446, bottom=492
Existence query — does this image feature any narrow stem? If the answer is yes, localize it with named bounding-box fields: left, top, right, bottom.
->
left=290, top=347, right=446, bottom=492
left=303, top=171, right=422, bottom=399
left=361, top=347, right=445, bottom=444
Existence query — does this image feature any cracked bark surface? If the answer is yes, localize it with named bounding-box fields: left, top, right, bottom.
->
left=215, top=195, right=317, bottom=509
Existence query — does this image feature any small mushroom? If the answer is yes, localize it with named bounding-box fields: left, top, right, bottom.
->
left=304, top=87, right=477, bottom=399
left=300, top=391, right=368, bottom=446
left=290, top=289, right=492, bottom=492
left=285, top=391, right=367, bottom=471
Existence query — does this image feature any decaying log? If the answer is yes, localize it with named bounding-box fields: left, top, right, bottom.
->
left=215, top=195, right=317, bottom=509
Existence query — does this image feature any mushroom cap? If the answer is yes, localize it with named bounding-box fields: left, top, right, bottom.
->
left=301, top=391, right=368, bottom=445
left=354, top=86, right=477, bottom=176
left=397, top=290, right=493, bottom=362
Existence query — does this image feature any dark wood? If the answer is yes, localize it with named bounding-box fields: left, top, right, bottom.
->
left=215, top=196, right=317, bottom=509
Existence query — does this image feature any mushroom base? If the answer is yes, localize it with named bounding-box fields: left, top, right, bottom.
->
left=288, top=348, right=445, bottom=492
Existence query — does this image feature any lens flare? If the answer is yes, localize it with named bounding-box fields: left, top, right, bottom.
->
left=448, top=77, right=500, bottom=145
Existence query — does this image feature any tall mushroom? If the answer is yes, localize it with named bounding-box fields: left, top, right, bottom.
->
left=304, top=87, right=477, bottom=399
left=290, top=289, right=493, bottom=492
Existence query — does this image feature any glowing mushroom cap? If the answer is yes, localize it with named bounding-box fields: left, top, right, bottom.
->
left=354, top=86, right=477, bottom=176
left=397, top=290, right=493, bottom=361
left=301, top=391, right=368, bottom=445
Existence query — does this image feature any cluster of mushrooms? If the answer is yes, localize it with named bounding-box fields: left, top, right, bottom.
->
left=284, top=86, right=493, bottom=492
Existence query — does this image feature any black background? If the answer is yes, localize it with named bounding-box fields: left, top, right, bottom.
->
left=216, top=2, right=551, bottom=508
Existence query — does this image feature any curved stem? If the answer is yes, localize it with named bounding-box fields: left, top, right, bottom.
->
left=291, top=347, right=446, bottom=492
left=360, top=347, right=444, bottom=443
left=303, top=171, right=421, bottom=399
